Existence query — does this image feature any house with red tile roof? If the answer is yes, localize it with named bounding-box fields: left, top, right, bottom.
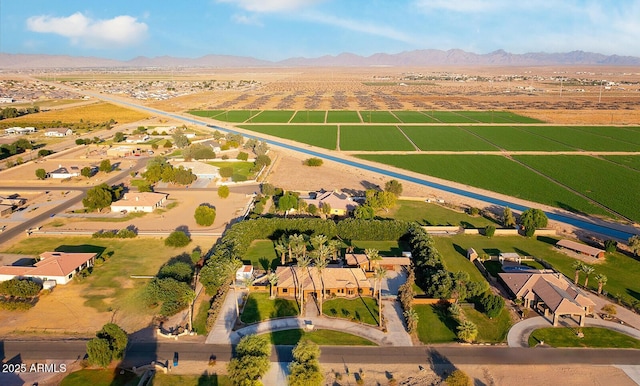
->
left=0, top=252, right=96, bottom=285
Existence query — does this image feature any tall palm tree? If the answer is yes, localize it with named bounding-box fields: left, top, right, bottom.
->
left=275, top=243, right=287, bottom=266
left=594, top=273, right=608, bottom=294
left=313, top=249, right=329, bottom=317
left=364, top=248, right=381, bottom=272
left=456, top=320, right=478, bottom=343
left=572, top=261, right=584, bottom=285
left=582, top=265, right=595, bottom=288
left=289, top=233, right=305, bottom=262
left=296, top=254, right=311, bottom=314
left=268, top=272, right=278, bottom=299
left=327, top=239, right=340, bottom=262
left=310, top=234, right=328, bottom=251
left=292, top=243, right=307, bottom=262
left=373, top=266, right=387, bottom=327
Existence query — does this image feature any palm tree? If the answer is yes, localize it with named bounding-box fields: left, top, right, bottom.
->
left=313, top=249, right=329, bottom=316
left=582, top=265, right=595, bottom=288
left=275, top=243, right=288, bottom=266
left=594, top=273, right=608, bottom=294
left=268, top=272, right=278, bottom=299
left=327, top=239, right=340, bottom=262
left=289, top=233, right=305, bottom=262
left=296, top=254, right=311, bottom=314
left=310, top=234, right=328, bottom=251
left=457, top=320, right=478, bottom=343
left=373, top=266, right=387, bottom=327
left=292, top=243, right=307, bottom=262
left=403, top=308, right=419, bottom=334
left=572, top=261, right=584, bottom=285
left=364, top=248, right=381, bottom=272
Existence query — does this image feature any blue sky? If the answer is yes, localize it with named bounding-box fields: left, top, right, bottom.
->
left=2, top=0, right=640, bottom=61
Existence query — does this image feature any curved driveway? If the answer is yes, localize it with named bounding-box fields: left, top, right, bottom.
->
left=81, top=93, right=637, bottom=240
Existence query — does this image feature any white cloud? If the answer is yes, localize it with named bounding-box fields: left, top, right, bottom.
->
left=414, top=0, right=507, bottom=13
left=217, top=0, right=324, bottom=13
left=232, top=14, right=264, bottom=26
left=26, top=12, right=148, bottom=49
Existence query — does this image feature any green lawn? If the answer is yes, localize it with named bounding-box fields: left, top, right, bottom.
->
left=415, top=304, right=458, bottom=343
left=384, top=200, right=498, bottom=228
left=323, top=297, right=379, bottom=325
left=237, top=124, right=337, bottom=150
left=244, top=239, right=279, bottom=270
left=265, top=328, right=377, bottom=345
left=434, top=237, right=486, bottom=283
left=207, top=161, right=255, bottom=179
left=350, top=240, right=404, bottom=256
left=340, top=125, right=415, bottom=151
left=356, top=154, right=612, bottom=219
left=151, top=374, right=232, bottom=386
left=3, top=237, right=196, bottom=314
left=462, top=306, right=512, bottom=343
left=528, top=327, right=640, bottom=348
left=61, top=369, right=139, bottom=386
left=192, top=299, right=211, bottom=335
left=241, top=292, right=299, bottom=323
left=433, top=234, right=640, bottom=306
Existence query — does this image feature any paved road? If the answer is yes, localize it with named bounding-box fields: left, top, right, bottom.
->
left=76, top=91, right=638, bottom=240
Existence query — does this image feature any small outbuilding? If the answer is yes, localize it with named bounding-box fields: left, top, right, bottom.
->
left=236, top=265, right=254, bottom=283
left=556, top=239, right=605, bottom=260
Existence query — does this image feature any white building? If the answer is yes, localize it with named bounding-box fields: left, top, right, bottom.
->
left=49, top=165, right=80, bottom=179
left=110, top=192, right=168, bottom=213
left=0, top=252, right=96, bottom=285
left=44, top=128, right=73, bottom=137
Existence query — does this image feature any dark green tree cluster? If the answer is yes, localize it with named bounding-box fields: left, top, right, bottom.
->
left=519, top=208, right=548, bottom=237
left=144, top=276, right=195, bottom=317
left=158, top=261, right=194, bottom=283
left=0, top=106, right=39, bottom=120
left=76, top=137, right=103, bottom=145
left=288, top=340, right=323, bottom=386
left=171, top=128, right=190, bottom=148
left=277, top=192, right=299, bottom=213
left=478, top=292, right=505, bottom=318
left=142, top=157, right=196, bottom=186
left=82, top=183, right=123, bottom=212
left=355, top=188, right=397, bottom=218
left=227, top=335, right=271, bottom=386
left=384, top=179, right=403, bottom=196
left=86, top=323, right=128, bottom=368
left=244, top=137, right=269, bottom=156
left=99, top=159, right=112, bottom=173
left=194, top=205, right=216, bottom=226
left=165, top=230, right=191, bottom=247
left=0, top=138, right=33, bottom=160
left=183, top=143, right=216, bottom=160
left=92, top=228, right=137, bottom=239
left=407, top=225, right=487, bottom=300
left=0, top=278, right=41, bottom=298
left=236, top=151, right=249, bottom=161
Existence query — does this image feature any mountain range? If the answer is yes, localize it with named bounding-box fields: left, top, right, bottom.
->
left=1, top=49, right=639, bottom=69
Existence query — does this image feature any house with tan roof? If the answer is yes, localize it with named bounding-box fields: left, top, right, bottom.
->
left=44, top=127, right=72, bottom=137
left=345, top=253, right=411, bottom=272
left=274, top=266, right=372, bottom=299
left=110, top=192, right=168, bottom=213
left=303, top=190, right=358, bottom=216
left=556, top=239, right=605, bottom=260
left=0, top=252, right=96, bottom=285
left=499, top=272, right=595, bottom=326
left=125, top=134, right=150, bottom=144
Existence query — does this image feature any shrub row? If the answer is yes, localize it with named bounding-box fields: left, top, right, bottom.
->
left=92, top=229, right=137, bottom=239
left=205, top=282, right=231, bottom=332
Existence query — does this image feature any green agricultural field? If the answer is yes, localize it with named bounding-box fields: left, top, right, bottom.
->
left=393, top=111, right=439, bottom=123
left=323, top=297, right=379, bottom=325
left=3, top=237, right=197, bottom=315
left=244, top=239, right=279, bottom=270
left=360, top=111, right=401, bottom=123
left=401, top=126, right=498, bottom=151
left=208, top=110, right=260, bottom=123
left=248, top=110, right=295, bottom=123
left=457, top=111, right=543, bottom=124
left=241, top=292, right=300, bottom=323
left=571, top=126, right=640, bottom=146
left=326, top=110, right=361, bottom=123
left=415, top=304, right=458, bottom=343
left=340, top=125, right=414, bottom=151
left=434, top=234, right=640, bottom=306
left=427, top=111, right=477, bottom=123
left=188, top=109, right=226, bottom=119
left=514, top=155, right=640, bottom=222
left=466, top=126, right=576, bottom=151
left=518, top=126, right=640, bottom=151
left=529, top=327, right=640, bottom=348
left=384, top=200, right=499, bottom=228
left=291, top=110, right=327, bottom=123
left=265, top=328, right=377, bottom=345
left=356, top=154, right=612, bottom=218
left=603, top=155, right=640, bottom=172
left=237, top=124, right=337, bottom=149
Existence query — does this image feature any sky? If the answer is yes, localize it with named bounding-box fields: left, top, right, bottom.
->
left=1, top=0, right=640, bottom=61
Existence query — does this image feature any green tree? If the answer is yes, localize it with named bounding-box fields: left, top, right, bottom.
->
left=288, top=340, right=322, bottom=386
left=384, top=179, right=403, bottom=196
left=218, top=185, right=230, bottom=198
left=97, top=323, right=128, bottom=360
left=457, top=320, right=478, bottom=343
left=163, top=140, right=173, bottom=148
left=165, top=230, right=191, bottom=247
left=307, top=203, right=318, bottom=216
left=480, top=293, right=505, bottom=318
left=220, top=166, right=234, bottom=178
left=303, top=157, right=323, bottom=166
left=446, top=369, right=472, bottom=386
left=83, top=183, right=115, bottom=212
left=171, top=129, right=190, bottom=148
left=484, top=225, right=496, bottom=238
left=519, top=208, right=548, bottom=236
left=582, top=265, right=595, bottom=287
left=572, top=261, right=584, bottom=285
left=99, top=159, right=112, bottom=173
left=86, top=338, right=112, bottom=367
left=254, top=154, right=271, bottom=168
left=35, top=168, right=46, bottom=180
left=354, top=205, right=375, bottom=219
left=503, top=207, right=516, bottom=228
left=278, top=192, right=298, bottom=213
left=595, top=273, right=608, bottom=294
left=628, top=235, right=640, bottom=257
left=403, top=308, right=419, bottom=334
left=237, top=151, right=249, bottom=161
left=604, top=239, right=617, bottom=252
left=261, top=183, right=276, bottom=196
left=81, top=166, right=92, bottom=178
left=114, top=132, right=125, bottom=142
left=159, top=262, right=194, bottom=282
left=194, top=205, right=216, bottom=226
left=228, top=335, right=272, bottom=386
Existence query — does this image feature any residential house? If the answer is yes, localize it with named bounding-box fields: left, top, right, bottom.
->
left=0, top=252, right=96, bottom=285
left=125, top=134, right=150, bottom=144
left=499, top=272, right=595, bottom=326
left=49, top=165, right=80, bottom=179
left=44, top=127, right=72, bottom=137
left=5, top=127, right=36, bottom=135
left=171, top=161, right=219, bottom=179
left=110, top=192, right=168, bottom=213
left=556, top=239, right=605, bottom=260
left=345, top=253, right=411, bottom=271
left=0, top=204, right=13, bottom=216
left=274, top=266, right=372, bottom=299
left=303, top=190, right=358, bottom=216
left=106, top=146, right=141, bottom=158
